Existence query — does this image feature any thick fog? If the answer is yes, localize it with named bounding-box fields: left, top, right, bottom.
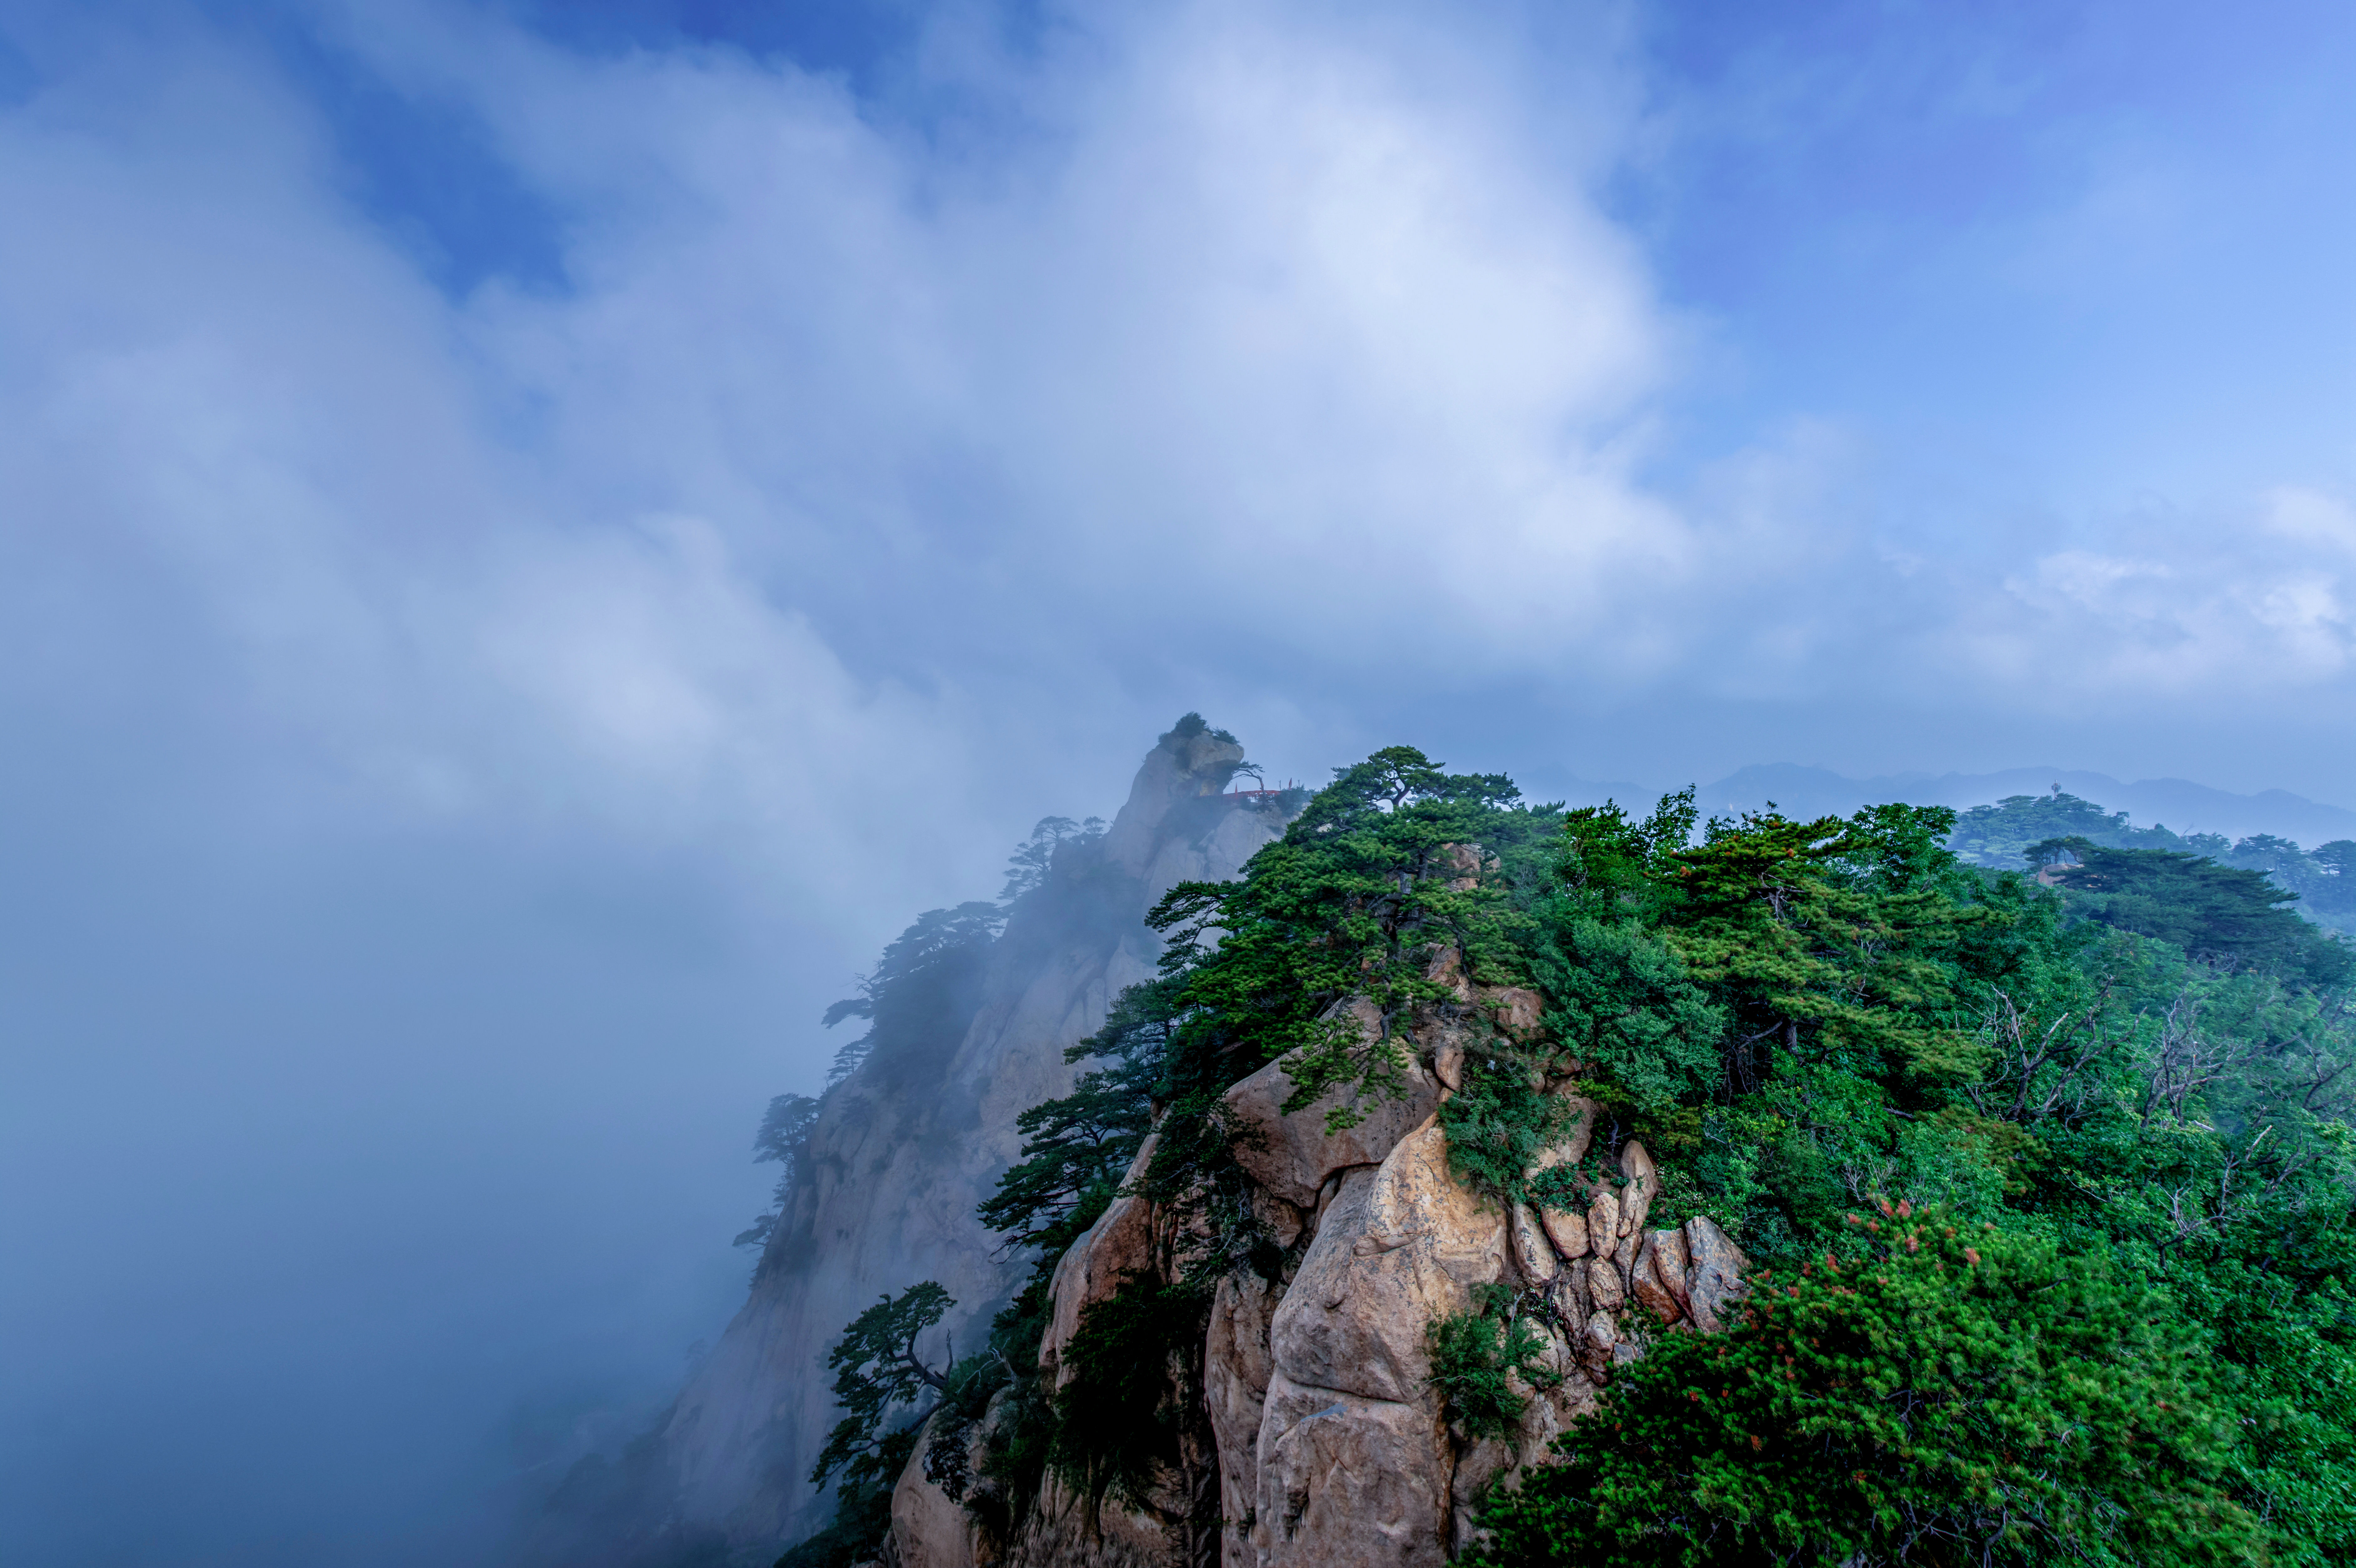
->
left=0, top=1, right=2350, bottom=1564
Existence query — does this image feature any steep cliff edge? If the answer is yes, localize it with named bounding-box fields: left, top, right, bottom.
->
left=662, top=724, right=1295, bottom=1551
left=575, top=741, right=2352, bottom=1568
left=889, top=978, right=1751, bottom=1568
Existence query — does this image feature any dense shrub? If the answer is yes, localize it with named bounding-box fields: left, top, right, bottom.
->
left=1473, top=1205, right=2264, bottom=1567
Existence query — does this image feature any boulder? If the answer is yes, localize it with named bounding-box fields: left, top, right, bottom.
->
left=1483, top=987, right=1545, bottom=1042
left=1536, top=1204, right=1588, bottom=1260
left=1616, top=1141, right=1658, bottom=1236
left=1508, top=1204, right=1557, bottom=1285
left=1009, top=1469, right=1182, bottom=1568
left=1438, top=843, right=1486, bottom=892
left=1526, top=1098, right=1601, bottom=1258
left=889, top=1411, right=980, bottom=1568
left=1268, top=1123, right=1506, bottom=1404
left=1585, top=1186, right=1620, bottom=1259
left=1432, top=1034, right=1466, bottom=1092
left=1221, top=1004, right=1443, bottom=1209
left=1630, top=1229, right=1689, bottom=1325
left=1580, top=1309, right=1618, bottom=1378
left=1530, top=1095, right=1601, bottom=1172
left=1584, top=1256, right=1624, bottom=1314
left=1683, top=1215, right=1750, bottom=1334
left=1550, top=1258, right=1590, bottom=1323
left=1205, top=1274, right=1277, bottom=1568
left=1424, top=944, right=1473, bottom=1002
left=1253, top=1370, right=1451, bottom=1568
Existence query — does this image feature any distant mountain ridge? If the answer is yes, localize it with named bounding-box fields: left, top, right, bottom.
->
left=1600, top=765, right=2356, bottom=849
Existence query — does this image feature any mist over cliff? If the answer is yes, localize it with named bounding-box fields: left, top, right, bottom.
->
left=506, top=720, right=1301, bottom=1565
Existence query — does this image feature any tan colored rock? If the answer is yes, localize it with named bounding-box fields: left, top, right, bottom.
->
left=1253, top=1190, right=1307, bottom=1251
left=1253, top=1370, right=1451, bottom=1568
left=1683, top=1215, right=1751, bottom=1334
left=1551, top=1258, right=1590, bottom=1324
left=1528, top=1096, right=1600, bottom=1177
left=1585, top=1185, right=1620, bottom=1259
left=1311, top=1168, right=1346, bottom=1224
left=1537, top=1203, right=1588, bottom=1260
left=1269, top=1122, right=1506, bottom=1404
left=1038, top=1143, right=1158, bottom=1386
left=1424, top=944, right=1473, bottom=1002
left=1632, top=1229, right=1689, bottom=1324
left=889, top=1411, right=980, bottom=1568
left=1612, top=1228, right=1638, bottom=1285
left=1206, top=1273, right=1277, bottom=1568
left=1580, top=1308, right=1618, bottom=1379
left=1616, top=1140, right=1657, bottom=1236
left=1526, top=1096, right=1602, bottom=1264
left=1221, top=1007, right=1442, bottom=1209
left=1012, top=1468, right=1183, bottom=1568
left=1508, top=1204, right=1557, bottom=1285
left=1432, top=1035, right=1466, bottom=1092
left=1585, top=1255, right=1624, bottom=1314
left=1484, top=986, right=1545, bottom=1042
left=1628, top=1237, right=1681, bottom=1325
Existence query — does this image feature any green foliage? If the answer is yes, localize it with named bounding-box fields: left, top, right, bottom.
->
left=820, top=902, right=1004, bottom=1089
left=1428, top=1284, right=1562, bottom=1441
left=1556, top=790, right=1700, bottom=915
left=1439, top=1051, right=1587, bottom=1206
left=963, top=743, right=2356, bottom=1564
left=1952, top=789, right=2228, bottom=869
left=1955, top=790, right=2356, bottom=933
left=1075, top=745, right=1564, bottom=1302
left=1049, top=1273, right=1213, bottom=1508
left=1528, top=913, right=1723, bottom=1116
left=1163, top=710, right=1239, bottom=746
left=1000, top=815, right=1107, bottom=904
left=734, top=1092, right=820, bottom=1251
left=1473, top=1207, right=2264, bottom=1568
left=977, top=976, right=1174, bottom=1256
left=2042, top=841, right=2352, bottom=985
left=1148, top=746, right=1556, bottom=1133
left=772, top=1422, right=919, bottom=1568
left=809, top=1283, right=954, bottom=1494
left=1660, top=805, right=1990, bottom=1093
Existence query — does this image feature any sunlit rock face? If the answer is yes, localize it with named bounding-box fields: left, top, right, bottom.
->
left=660, top=725, right=1292, bottom=1551
left=922, top=971, right=1752, bottom=1568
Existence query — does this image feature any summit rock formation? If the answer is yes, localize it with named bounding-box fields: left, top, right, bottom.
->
left=662, top=725, right=1294, bottom=1551
left=886, top=940, right=1752, bottom=1568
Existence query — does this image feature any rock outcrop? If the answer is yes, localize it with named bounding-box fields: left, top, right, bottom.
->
left=1221, top=1017, right=1444, bottom=1211
left=661, top=726, right=1295, bottom=1552
left=887, top=954, right=1754, bottom=1568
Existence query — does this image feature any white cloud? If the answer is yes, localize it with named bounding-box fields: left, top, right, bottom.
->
left=1, top=0, right=2351, bottom=873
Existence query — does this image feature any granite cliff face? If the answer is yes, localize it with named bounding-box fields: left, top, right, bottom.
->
left=888, top=957, right=1752, bottom=1568
left=662, top=726, right=1293, bottom=1551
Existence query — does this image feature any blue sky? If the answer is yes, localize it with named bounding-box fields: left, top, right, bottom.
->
left=0, top=2, right=2348, bottom=1563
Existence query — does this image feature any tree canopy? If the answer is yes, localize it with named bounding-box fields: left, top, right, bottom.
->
left=782, top=746, right=2356, bottom=1568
